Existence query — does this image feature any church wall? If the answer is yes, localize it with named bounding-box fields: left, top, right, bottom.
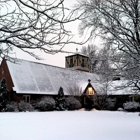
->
left=0, top=59, right=14, bottom=92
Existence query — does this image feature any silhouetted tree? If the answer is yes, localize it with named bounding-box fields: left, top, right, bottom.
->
left=55, top=87, right=66, bottom=111
left=0, top=79, right=9, bottom=112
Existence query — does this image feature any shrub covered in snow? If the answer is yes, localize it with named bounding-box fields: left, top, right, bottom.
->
left=30, top=100, right=37, bottom=108
left=123, top=102, right=140, bottom=111
left=18, top=101, right=34, bottom=112
left=6, top=101, right=34, bottom=112
left=117, top=108, right=124, bottom=111
left=37, top=96, right=55, bottom=111
left=6, top=101, right=19, bottom=112
left=65, top=96, right=82, bottom=110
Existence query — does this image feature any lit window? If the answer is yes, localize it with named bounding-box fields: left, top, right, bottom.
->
left=88, top=87, right=94, bottom=95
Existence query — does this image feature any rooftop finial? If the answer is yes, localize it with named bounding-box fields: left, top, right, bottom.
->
left=76, top=48, right=78, bottom=53
left=88, top=79, right=91, bottom=83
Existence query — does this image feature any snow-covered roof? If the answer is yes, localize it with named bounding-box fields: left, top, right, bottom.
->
left=7, top=59, right=99, bottom=95
left=108, top=80, right=139, bottom=95
left=65, top=52, right=88, bottom=58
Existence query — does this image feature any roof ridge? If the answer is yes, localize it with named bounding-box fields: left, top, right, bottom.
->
left=8, top=57, right=90, bottom=74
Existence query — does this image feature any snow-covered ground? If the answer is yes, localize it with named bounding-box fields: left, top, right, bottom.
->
left=0, top=111, right=139, bottom=140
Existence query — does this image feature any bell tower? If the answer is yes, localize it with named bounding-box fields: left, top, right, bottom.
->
left=65, top=49, right=89, bottom=72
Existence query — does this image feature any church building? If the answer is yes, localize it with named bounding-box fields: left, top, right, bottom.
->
left=0, top=52, right=98, bottom=103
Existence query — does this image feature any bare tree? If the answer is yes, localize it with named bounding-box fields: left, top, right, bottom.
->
left=120, top=52, right=140, bottom=92
left=81, top=44, right=116, bottom=79
left=75, top=0, right=140, bottom=61
left=0, top=0, right=80, bottom=60
left=75, top=0, right=140, bottom=91
left=81, top=44, right=98, bottom=73
left=66, top=84, right=83, bottom=96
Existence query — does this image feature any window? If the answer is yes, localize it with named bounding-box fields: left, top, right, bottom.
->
left=86, top=87, right=94, bottom=95
left=81, top=57, right=85, bottom=67
left=69, top=57, right=74, bottom=67
left=23, top=95, right=30, bottom=103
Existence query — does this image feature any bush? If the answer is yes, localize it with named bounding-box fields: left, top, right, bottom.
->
left=106, top=98, right=116, bottom=110
left=96, top=95, right=108, bottom=110
left=123, top=102, right=140, bottom=112
left=37, top=96, right=55, bottom=111
left=18, top=101, right=34, bottom=112
left=30, top=100, right=37, bottom=108
left=117, top=108, right=124, bottom=111
left=65, top=96, right=82, bottom=110
left=6, top=101, right=19, bottom=112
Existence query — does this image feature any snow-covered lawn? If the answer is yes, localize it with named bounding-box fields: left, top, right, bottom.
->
left=0, top=111, right=139, bottom=140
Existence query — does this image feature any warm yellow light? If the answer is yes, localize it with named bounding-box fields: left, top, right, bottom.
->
left=88, top=87, right=94, bottom=95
